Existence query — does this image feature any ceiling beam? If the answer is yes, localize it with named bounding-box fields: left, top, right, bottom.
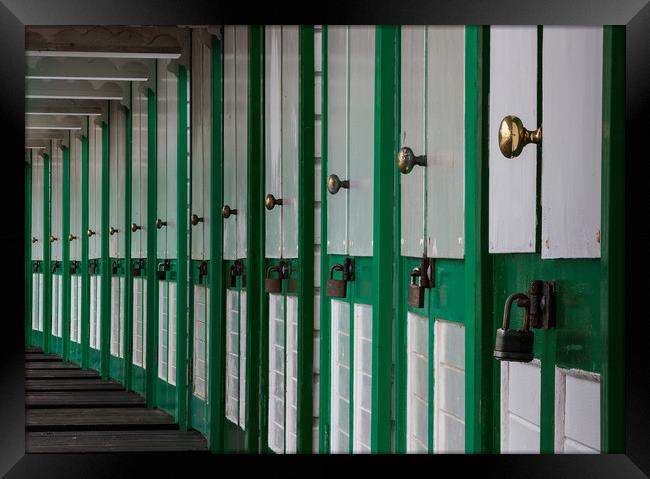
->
left=26, top=130, right=66, bottom=141
left=26, top=57, right=151, bottom=82
left=26, top=115, right=83, bottom=130
left=25, top=99, right=103, bottom=116
left=26, top=79, right=124, bottom=101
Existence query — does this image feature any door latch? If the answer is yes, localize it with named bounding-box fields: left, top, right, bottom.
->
left=326, top=257, right=355, bottom=298
left=407, top=256, right=435, bottom=308
left=265, top=261, right=287, bottom=293
left=228, top=259, right=244, bottom=288
left=198, top=261, right=209, bottom=285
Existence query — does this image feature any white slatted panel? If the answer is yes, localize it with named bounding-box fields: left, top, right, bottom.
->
left=239, top=290, right=247, bottom=428
left=193, top=285, right=210, bottom=399
left=489, top=26, right=538, bottom=253
left=406, top=312, right=429, bottom=452
left=501, top=360, right=541, bottom=453
left=158, top=281, right=169, bottom=380
left=32, top=154, right=44, bottom=260
left=268, top=293, right=285, bottom=453
left=433, top=320, right=465, bottom=453
left=70, top=134, right=83, bottom=260
left=132, top=278, right=147, bottom=368
left=131, top=83, right=148, bottom=258
left=235, top=26, right=249, bottom=260
left=285, top=296, right=299, bottom=453
left=89, top=276, right=101, bottom=349
left=37, top=274, right=44, bottom=331
left=541, top=27, right=603, bottom=259
left=110, top=276, right=125, bottom=358
left=168, top=282, right=177, bottom=385
left=330, top=299, right=351, bottom=453
left=223, top=26, right=238, bottom=261
left=50, top=146, right=63, bottom=261
left=70, top=276, right=81, bottom=343
left=225, top=289, right=240, bottom=424
left=109, top=101, right=126, bottom=258
left=89, top=121, right=103, bottom=259
left=353, top=303, right=372, bottom=452
left=555, top=368, right=600, bottom=453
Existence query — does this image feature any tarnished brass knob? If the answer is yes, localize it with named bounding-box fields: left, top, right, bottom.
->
left=68, top=234, right=77, bottom=242
left=50, top=235, right=58, bottom=243
left=156, top=219, right=167, bottom=229
left=222, top=205, right=238, bottom=219
left=498, top=115, right=542, bottom=159
left=327, top=174, right=349, bottom=195
left=87, top=229, right=96, bottom=237
left=131, top=223, right=141, bottom=233
left=397, top=146, right=427, bottom=174
left=32, top=237, right=38, bottom=243
left=109, top=226, right=119, bottom=236
left=265, top=194, right=283, bottom=210
left=191, top=213, right=204, bottom=226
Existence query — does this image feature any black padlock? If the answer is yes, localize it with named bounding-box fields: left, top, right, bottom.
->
left=198, top=261, right=208, bottom=285
left=326, top=264, right=347, bottom=298
left=265, top=265, right=284, bottom=293
left=493, top=328, right=534, bottom=362
left=157, top=270, right=166, bottom=280
left=408, top=268, right=426, bottom=308
left=228, top=265, right=237, bottom=287
left=112, top=262, right=119, bottom=274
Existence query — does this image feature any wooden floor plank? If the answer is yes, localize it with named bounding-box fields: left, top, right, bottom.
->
left=26, top=430, right=209, bottom=453
left=25, top=353, right=61, bottom=362
left=25, top=361, right=80, bottom=370
left=25, top=346, right=43, bottom=354
left=26, top=408, right=178, bottom=431
left=26, top=379, right=124, bottom=392
left=26, top=369, right=100, bottom=379
left=27, top=391, right=147, bottom=408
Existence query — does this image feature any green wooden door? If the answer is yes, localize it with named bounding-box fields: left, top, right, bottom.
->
left=488, top=26, right=623, bottom=454
left=261, top=25, right=314, bottom=454
left=319, top=25, right=396, bottom=453
left=395, top=25, right=471, bottom=454
left=30, top=150, right=45, bottom=349
left=68, top=130, right=84, bottom=364
left=49, top=141, right=64, bottom=356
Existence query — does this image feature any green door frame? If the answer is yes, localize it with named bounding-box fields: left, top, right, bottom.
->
left=81, top=124, right=90, bottom=368
left=61, top=139, right=71, bottom=361
left=43, top=148, right=51, bottom=353
left=25, top=154, right=32, bottom=348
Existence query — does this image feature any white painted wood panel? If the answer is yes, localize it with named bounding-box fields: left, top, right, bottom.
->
left=426, top=26, right=465, bottom=259
left=109, top=101, right=126, bottom=258
left=268, top=293, right=285, bottom=453
left=88, top=122, right=103, bottom=259
left=31, top=153, right=44, bottom=260
left=489, top=26, right=538, bottom=253
left=223, top=26, right=238, bottom=261
left=353, top=303, right=372, bottom=452
left=70, top=134, right=83, bottom=261
left=50, top=144, right=63, bottom=261
left=193, top=285, right=210, bottom=399
left=541, top=27, right=603, bottom=259
left=131, top=83, right=148, bottom=258
left=330, top=299, right=351, bottom=453
left=406, top=312, right=429, bottom=452
left=500, top=360, right=541, bottom=453
left=235, top=26, right=249, bottom=260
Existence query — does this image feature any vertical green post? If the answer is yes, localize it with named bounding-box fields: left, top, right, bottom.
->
left=297, top=25, right=316, bottom=454
left=246, top=25, right=264, bottom=452
left=43, top=149, right=52, bottom=353
left=25, top=154, right=32, bottom=348
left=464, top=26, right=494, bottom=454
left=81, top=127, right=90, bottom=368
left=600, top=25, right=625, bottom=454
left=176, top=64, right=189, bottom=431
left=370, top=25, right=397, bottom=453
left=124, top=104, right=134, bottom=389
left=208, top=32, right=225, bottom=453
left=100, top=120, right=111, bottom=378
left=61, top=140, right=71, bottom=361
left=146, top=85, right=158, bottom=406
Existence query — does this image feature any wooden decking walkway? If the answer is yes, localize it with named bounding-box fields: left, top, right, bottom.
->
left=25, top=348, right=209, bottom=453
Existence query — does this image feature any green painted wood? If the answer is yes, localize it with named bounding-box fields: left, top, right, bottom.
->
left=81, top=128, right=90, bottom=369
left=124, top=104, right=134, bottom=391
left=296, top=25, right=316, bottom=454
left=600, top=25, right=625, bottom=454
left=25, top=155, right=33, bottom=348
left=464, top=25, right=494, bottom=454
left=176, top=64, right=190, bottom=431
left=43, top=150, right=52, bottom=353
left=146, top=85, right=158, bottom=407
left=100, top=121, right=111, bottom=379
left=208, top=32, right=225, bottom=453
left=62, top=141, right=71, bottom=362
left=371, top=25, right=397, bottom=454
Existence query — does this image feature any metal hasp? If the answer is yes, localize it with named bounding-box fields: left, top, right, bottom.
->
left=265, top=261, right=288, bottom=293
left=397, top=146, right=427, bottom=174
left=264, top=194, right=283, bottom=210
left=326, top=257, right=355, bottom=298
left=407, top=256, right=435, bottom=309
left=222, top=204, right=238, bottom=218
left=191, top=213, right=204, bottom=226
left=228, top=258, right=244, bottom=288
left=494, top=280, right=556, bottom=362
left=156, top=218, right=167, bottom=229
left=327, top=174, right=349, bottom=195
left=498, top=115, right=542, bottom=158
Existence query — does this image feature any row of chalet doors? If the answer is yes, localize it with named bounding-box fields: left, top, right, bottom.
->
left=27, top=24, right=622, bottom=454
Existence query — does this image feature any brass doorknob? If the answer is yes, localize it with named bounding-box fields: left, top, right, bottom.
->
left=327, top=174, right=349, bottom=195
left=398, top=146, right=427, bottom=174
left=131, top=223, right=141, bottom=233
left=265, top=194, right=283, bottom=210
left=87, top=229, right=96, bottom=237
left=109, top=226, right=119, bottom=236
left=32, top=237, right=38, bottom=243
left=222, top=205, right=238, bottom=218
left=156, top=219, right=167, bottom=229
left=191, top=213, right=204, bottom=226
left=50, top=235, right=58, bottom=243
left=498, top=115, right=542, bottom=158
left=68, top=234, right=77, bottom=242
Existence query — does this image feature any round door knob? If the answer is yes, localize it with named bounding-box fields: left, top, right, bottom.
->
left=327, top=174, right=350, bottom=195
left=222, top=205, right=238, bottom=219
left=68, top=234, right=77, bottom=242
left=87, top=229, right=96, bottom=237
left=265, top=194, right=283, bottom=210
left=397, top=146, right=427, bottom=174
left=131, top=223, right=141, bottom=233
left=191, top=214, right=204, bottom=226
left=50, top=235, right=58, bottom=243
left=109, top=226, right=119, bottom=236
left=32, top=237, right=38, bottom=243
left=156, top=219, right=167, bottom=229
left=498, top=115, right=542, bottom=159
